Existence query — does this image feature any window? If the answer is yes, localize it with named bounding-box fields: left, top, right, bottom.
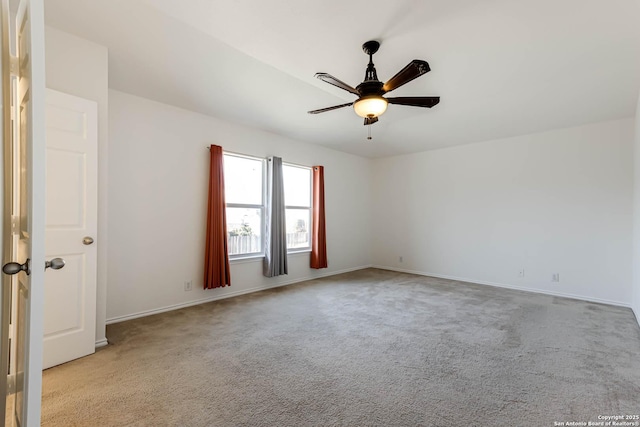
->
left=283, top=164, right=312, bottom=252
left=224, top=153, right=265, bottom=257
left=223, top=153, right=311, bottom=258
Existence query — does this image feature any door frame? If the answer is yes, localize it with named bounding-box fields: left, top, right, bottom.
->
left=20, top=0, right=47, bottom=424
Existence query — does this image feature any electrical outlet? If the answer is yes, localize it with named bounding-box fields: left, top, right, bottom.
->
left=518, top=269, right=525, bottom=278
left=552, top=273, right=560, bottom=282
left=184, top=280, right=193, bottom=291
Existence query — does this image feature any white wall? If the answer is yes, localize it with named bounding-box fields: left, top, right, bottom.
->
left=44, top=27, right=109, bottom=346
left=106, top=90, right=372, bottom=322
left=632, top=93, right=640, bottom=324
left=372, top=119, right=634, bottom=305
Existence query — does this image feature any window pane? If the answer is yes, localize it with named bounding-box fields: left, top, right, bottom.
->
left=286, top=208, right=310, bottom=249
left=224, top=155, right=263, bottom=205
left=227, top=207, right=262, bottom=255
left=283, top=165, right=311, bottom=207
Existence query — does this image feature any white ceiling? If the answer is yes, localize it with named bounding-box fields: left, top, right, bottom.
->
left=44, top=0, right=640, bottom=158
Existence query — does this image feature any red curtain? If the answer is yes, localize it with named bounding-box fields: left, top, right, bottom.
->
left=204, top=145, right=231, bottom=289
left=311, top=166, right=328, bottom=269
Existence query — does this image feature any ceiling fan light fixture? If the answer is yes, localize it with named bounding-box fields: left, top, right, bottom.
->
left=353, top=96, right=388, bottom=118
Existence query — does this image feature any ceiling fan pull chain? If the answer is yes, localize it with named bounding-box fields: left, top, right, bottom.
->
left=367, top=125, right=372, bottom=140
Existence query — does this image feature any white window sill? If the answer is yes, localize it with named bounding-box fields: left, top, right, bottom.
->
left=230, top=254, right=264, bottom=264
left=288, top=249, right=312, bottom=257
left=229, top=250, right=311, bottom=265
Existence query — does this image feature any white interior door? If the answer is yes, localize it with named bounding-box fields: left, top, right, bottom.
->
left=43, top=89, right=97, bottom=369
left=0, top=0, right=46, bottom=426
left=0, top=1, right=13, bottom=421
left=0, top=3, right=12, bottom=424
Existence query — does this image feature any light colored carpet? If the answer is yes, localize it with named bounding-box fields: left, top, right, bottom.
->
left=41, top=268, right=640, bottom=426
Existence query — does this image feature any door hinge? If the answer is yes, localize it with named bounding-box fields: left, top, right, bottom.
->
left=9, top=55, right=19, bottom=77
left=10, top=215, right=18, bottom=233
left=6, top=373, right=15, bottom=394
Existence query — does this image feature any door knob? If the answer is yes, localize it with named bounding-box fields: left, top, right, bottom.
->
left=45, top=258, right=65, bottom=270
left=83, top=236, right=94, bottom=245
left=2, top=258, right=31, bottom=276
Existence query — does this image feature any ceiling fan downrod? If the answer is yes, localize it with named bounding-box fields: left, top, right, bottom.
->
left=362, top=40, right=380, bottom=82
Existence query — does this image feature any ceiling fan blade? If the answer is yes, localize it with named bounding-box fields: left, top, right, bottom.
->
left=364, top=117, right=378, bottom=126
left=314, top=73, right=360, bottom=95
left=386, top=96, right=440, bottom=108
left=382, top=60, right=431, bottom=93
left=307, top=102, right=353, bottom=114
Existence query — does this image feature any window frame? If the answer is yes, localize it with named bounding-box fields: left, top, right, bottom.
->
left=283, top=162, right=313, bottom=254
left=223, top=152, right=267, bottom=260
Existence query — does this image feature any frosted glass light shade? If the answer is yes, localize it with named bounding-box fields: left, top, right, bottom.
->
left=353, top=96, right=388, bottom=118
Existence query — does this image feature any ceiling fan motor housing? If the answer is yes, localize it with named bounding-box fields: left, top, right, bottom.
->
left=356, top=80, right=384, bottom=97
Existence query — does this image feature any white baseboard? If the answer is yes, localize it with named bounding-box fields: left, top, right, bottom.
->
left=371, top=265, right=632, bottom=309
left=106, top=265, right=372, bottom=325
left=95, top=338, right=109, bottom=348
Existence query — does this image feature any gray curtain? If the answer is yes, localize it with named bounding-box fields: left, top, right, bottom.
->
left=263, top=156, right=288, bottom=277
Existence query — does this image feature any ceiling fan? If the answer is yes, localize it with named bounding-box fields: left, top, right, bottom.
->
left=308, top=40, right=440, bottom=126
